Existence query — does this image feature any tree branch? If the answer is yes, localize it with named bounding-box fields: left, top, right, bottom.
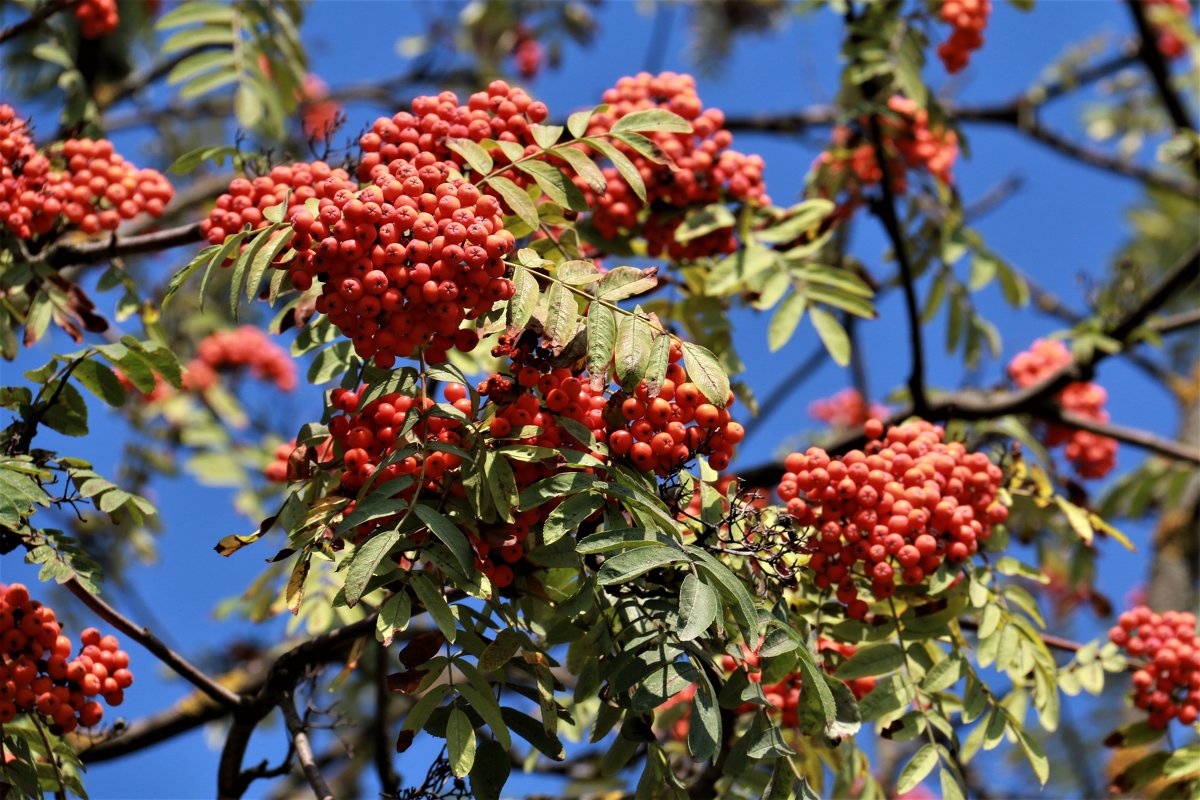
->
left=0, top=0, right=75, bottom=46
left=739, top=243, right=1200, bottom=485
left=41, top=222, right=205, bottom=269
left=1124, top=0, right=1198, bottom=165
left=280, top=693, right=334, bottom=800
left=62, top=576, right=243, bottom=709
left=1035, top=406, right=1200, bottom=465
left=1152, top=307, right=1200, bottom=336
left=867, top=113, right=928, bottom=415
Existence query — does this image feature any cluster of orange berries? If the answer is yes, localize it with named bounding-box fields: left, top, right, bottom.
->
left=663, top=639, right=875, bottom=740
left=357, top=81, right=549, bottom=183
left=817, top=96, right=958, bottom=205
left=290, top=153, right=514, bottom=368
left=581, top=72, right=769, bottom=260
left=75, top=0, right=120, bottom=38
left=183, top=326, right=297, bottom=393
left=0, top=584, right=131, bottom=734
left=1109, top=606, right=1200, bottom=728
left=936, top=0, right=991, bottom=73
left=1145, top=0, right=1192, bottom=59
left=809, top=388, right=889, bottom=430
left=201, top=161, right=353, bottom=246
left=0, top=105, right=172, bottom=240
left=778, top=419, right=1006, bottom=619
left=483, top=337, right=744, bottom=474
left=1008, top=339, right=1117, bottom=479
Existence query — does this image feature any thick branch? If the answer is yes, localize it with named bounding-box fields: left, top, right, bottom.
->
left=1152, top=307, right=1200, bottom=335
left=63, top=576, right=243, bottom=709
left=42, top=222, right=205, bottom=269
left=280, top=694, right=334, bottom=800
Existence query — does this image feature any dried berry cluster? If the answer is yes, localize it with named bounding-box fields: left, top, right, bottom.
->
left=582, top=71, right=769, bottom=260
left=201, top=161, right=353, bottom=246
left=1008, top=338, right=1117, bottom=479
left=0, top=105, right=172, bottom=240
left=816, top=96, right=958, bottom=205
left=809, top=388, right=889, bottom=430
left=1109, top=606, right=1200, bottom=728
left=0, top=584, right=131, bottom=734
left=778, top=419, right=1006, bottom=619
left=937, top=0, right=991, bottom=73
left=184, top=325, right=297, bottom=393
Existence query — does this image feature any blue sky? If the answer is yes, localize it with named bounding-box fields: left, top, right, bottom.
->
left=2, top=1, right=1188, bottom=797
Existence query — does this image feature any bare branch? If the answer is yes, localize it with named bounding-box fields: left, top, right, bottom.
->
left=62, top=577, right=243, bottom=709
left=0, top=0, right=75, bottom=46
left=1125, top=0, right=1198, bottom=163
left=41, top=222, right=205, bottom=269
left=1034, top=405, right=1200, bottom=465
left=280, top=693, right=335, bottom=800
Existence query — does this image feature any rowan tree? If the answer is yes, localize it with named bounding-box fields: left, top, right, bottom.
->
left=0, top=1, right=1197, bottom=799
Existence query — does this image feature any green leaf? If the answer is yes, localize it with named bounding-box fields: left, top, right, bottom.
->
left=597, top=266, right=659, bottom=302
left=166, top=50, right=237, bottom=86
left=234, top=83, right=264, bottom=130
left=676, top=204, right=736, bottom=242
left=542, top=280, right=577, bottom=348
left=810, top=306, right=850, bottom=366
left=586, top=303, right=616, bottom=382
left=676, top=573, right=718, bottom=642
left=642, top=334, right=670, bottom=396
left=768, top=290, right=806, bottom=352
left=611, top=109, right=692, bottom=133
left=681, top=342, right=730, bottom=406
left=161, top=24, right=235, bottom=54
left=447, top=707, right=477, bottom=778
left=469, top=739, right=510, bottom=800
left=688, top=674, right=721, bottom=761
left=178, top=67, right=238, bottom=99
left=543, top=492, right=603, bottom=545
left=595, top=545, right=688, bottom=584
left=163, top=244, right=220, bottom=308
left=567, top=105, right=603, bottom=139
left=344, top=531, right=399, bottom=607
left=446, top=138, right=494, bottom=174
left=615, top=313, right=651, bottom=391
left=245, top=227, right=293, bottom=303
left=157, top=2, right=235, bottom=28
left=487, top=176, right=540, bottom=231
left=72, top=359, right=126, bottom=406
left=553, top=145, right=607, bottom=193
left=413, top=504, right=474, bottom=575
left=479, top=628, right=523, bottom=672
left=410, top=573, right=457, bottom=642
left=41, top=382, right=88, bottom=437
left=897, top=744, right=939, bottom=795
left=376, top=591, right=412, bottom=646
left=508, top=265, right=539, bottom=330
left=516, top=161, right=588, bottom=211
left=835, top=642, right=904, bottom=679
left=587, top=138, right=646, bottom=202
left=758, top=199, right=835, bottom=244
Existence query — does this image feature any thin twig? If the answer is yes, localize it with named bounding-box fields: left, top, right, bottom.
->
left=867, top=113, right=928, bottom=415
left=1034, top=405, right=1200, bottom=465
left=1152, top=307, right=1200, bottom=335
left=62, top=576, right=243, bottom=708
left=280, top=693, right=335, bottom=800
left=0, top=0, right=75, bottom=46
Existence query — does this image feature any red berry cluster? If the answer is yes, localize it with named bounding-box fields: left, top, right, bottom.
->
left=201, top=161, right=353, bottom=246
left=113, top=369, right=173, bottom=403
left=183, top=325, right=297, bottom=393
left=582, top=72, right=769, bottom=260
left=357, top=81, right=549, bottom=183
left=0, top=106, right=172, bottom=240
left=483, top=336, right=744, bottom=475
left=0, top=584, right=131, bottom=734
left=778, top=419, right=1007, bottom=619
left=816, top=96, right=958, bottom=204
left=300, top=75, right=342, bottom=140
left=289, top=153, right=515, bottom=368
left=1008, top=338, right=1117, bottom=479
left=75, top=0, right=119, bottom=38
left=809, top=388, right=889, bottom=430
left=1109, top=606, right=1200, bottom=728
left=513, top=25, right=544, bottom=79
left=936, top=0, right=991, bottom=74
left=1145, top=0, right=1192, bottom=59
